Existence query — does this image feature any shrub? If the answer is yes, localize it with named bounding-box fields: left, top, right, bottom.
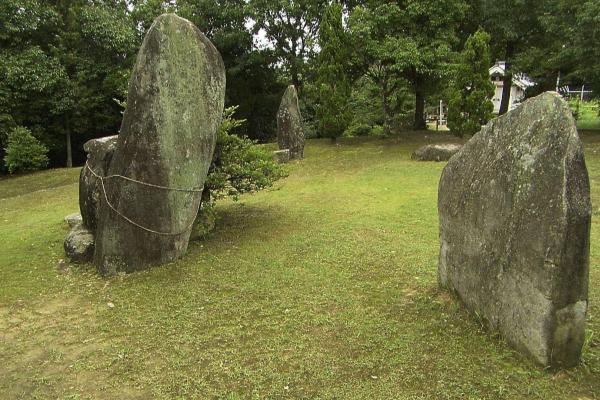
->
left=3, top=126, right=49, bottom=174
left=447, top=30, right=495, bottom=137
left=193, top=107, right=287, bottom=238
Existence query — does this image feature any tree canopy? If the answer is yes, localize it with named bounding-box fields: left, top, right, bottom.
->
left=1, top=0, right=598, bottom=172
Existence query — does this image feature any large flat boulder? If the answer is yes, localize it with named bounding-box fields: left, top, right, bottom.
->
left=94, top=14, right=226, bottom=276
left=412, top=144, right=462, bottom=161
left=277, top=85, right=305, bottom=159
left=438, top=92, right=590, bottom=368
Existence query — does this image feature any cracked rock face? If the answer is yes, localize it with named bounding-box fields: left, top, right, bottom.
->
left=438, top=92, right=591, bottom=368
left=93, top=14, right=225, bottom=276
left=277, top=85, right=304, bottom=160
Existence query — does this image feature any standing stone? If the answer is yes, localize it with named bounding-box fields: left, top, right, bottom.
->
left=94, top=14, right=225, bottom=276
left=79, top=135, right=118, bottom=231
left=438, top=92, right=590, bottom=368
left=277, top=85, right=305, bottom=159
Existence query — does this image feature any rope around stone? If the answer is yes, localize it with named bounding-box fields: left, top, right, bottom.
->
left=85, top=161, right=201, bottom=236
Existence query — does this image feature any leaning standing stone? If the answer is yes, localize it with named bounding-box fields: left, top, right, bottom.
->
left=438, top=92, right=590, bottom=368
left=94, top=14, right=225, bottom=275
left=277, top=85, right=305, bottom=159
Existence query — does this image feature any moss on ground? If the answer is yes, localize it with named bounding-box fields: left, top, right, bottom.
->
left=0, top=132, right=599, bottom=399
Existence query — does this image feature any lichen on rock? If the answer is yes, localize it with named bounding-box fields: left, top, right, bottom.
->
left=277, top=85, right=305, bottom=160
left=438, top=92, right=591, bottom=368
left=93, top=14, right=226, bottom=276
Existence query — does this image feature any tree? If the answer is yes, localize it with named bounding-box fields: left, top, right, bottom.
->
left=480, top=0, right=544, bottom=115
left=447, top=30, right=494, bottom=137
left=249, top=0, right=327, bottom=89
left=314, top=1, right=351, bottom=141
left=0, top=0, right=136, bottom=170
left=349, top=0, right=466, bottom=131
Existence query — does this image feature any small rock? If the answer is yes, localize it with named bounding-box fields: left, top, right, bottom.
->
left=64, top=223, right=95, bottom=263
left=64, top=213, right=83, bottom=228
left=273, top=149, right=290, bottom=163
left=56, top=259, right=69, bottom=273
left=107, top=302, right=115, bottom=309
left=411, top=144, right=462, bottom=161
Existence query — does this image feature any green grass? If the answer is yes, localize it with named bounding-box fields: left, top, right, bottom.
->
left=571, top=100, right=600, bottom=131
left=0, top=132, right=599, bottom=399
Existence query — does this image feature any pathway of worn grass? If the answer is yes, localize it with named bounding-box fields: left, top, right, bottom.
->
left=1, top=133, right=599, bottom=399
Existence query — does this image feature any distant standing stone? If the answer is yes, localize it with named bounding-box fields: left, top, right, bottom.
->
left=273, top=149, right=290, bottom=163
left=79, top=135, right=118, bottom=231
left=94, top=14, right=226, bottom=276
left=438, top=92, right=591, bottom=368
left=411, top=144, right=462, bottom=161
left=277, top=85, right=305, bottom=159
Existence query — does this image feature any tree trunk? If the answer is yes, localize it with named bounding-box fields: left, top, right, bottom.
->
left=499, top=43, right=514, bottom=115
left=413, top=76, right=426, bottom=130
left=382, top=82, right=390, bottom=135
left=65, top=114, right=72, bottom=168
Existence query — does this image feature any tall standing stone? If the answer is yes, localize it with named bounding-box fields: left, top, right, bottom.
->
left=94, top=14, right=225, bottom=276
left=277, top=85, right=305, bottom=159
left=438, top=92, right=590, bottom=368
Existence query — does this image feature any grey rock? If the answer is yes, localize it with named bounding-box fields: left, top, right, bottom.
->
left=277, top=85, right=305, bottom=159
left=64, top=213, right=83, bottom=228
left=273, top=149, right=290, bottom=163
left=94, top=14, right=225, bottom=276
left=438, top=92, right=590, bottom=368
left=411, top=144, right=462, bottom=161
left=79, top=135, right=118, bottom=231
left=64, top=224, right=95, bottom=263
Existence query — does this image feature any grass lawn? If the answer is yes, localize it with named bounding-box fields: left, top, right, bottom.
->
left=1, top=132, right=599, bottom=399
left=573, top=101, right=600, bottom=130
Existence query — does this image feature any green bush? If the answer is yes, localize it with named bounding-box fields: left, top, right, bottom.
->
left=3, top=126, right=49, bottom=174
left=193, top=107, right=287, bottom=238
left=346, top=123, right=372, bottom=137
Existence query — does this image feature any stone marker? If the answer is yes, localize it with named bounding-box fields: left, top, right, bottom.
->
left=411, top=144, right=462, bottom=161
left=277, top=85, right=304, bottom=159
left=438, top=92, right=590, bottom=368
left=93, top=14, right=226, bottom=276
left=79, top=135, right=118, bottom=231
left=273, top=149, right=290, bottom=163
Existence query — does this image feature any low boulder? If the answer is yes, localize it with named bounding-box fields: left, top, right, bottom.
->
left=412, top=144, right=462, bottom=161
left=64, top=223, right=95, bottom=263
left=64, top=213, right=83, bottom=228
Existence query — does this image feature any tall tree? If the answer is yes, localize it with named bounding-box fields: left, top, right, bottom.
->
left=447, top=30, right=494, bottom=137
left=249, top=0, right=327, bottom=89
left=480, top=0, right=544, bottom=114
left=349, top=0, right=466, bottom=131
left=314, top=1, right=352, bottom=141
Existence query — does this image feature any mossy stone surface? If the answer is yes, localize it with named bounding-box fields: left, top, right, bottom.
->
left=438, top=92, right=591, bottom=368
left=277, top=85, right=305, bottom=159
left=94, top=14, right=225, bottom=276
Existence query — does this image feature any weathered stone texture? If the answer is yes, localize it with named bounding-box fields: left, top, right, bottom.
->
left=277, top=85, right=305, bottom=159
left=93, top=14, right=225, bottom=276
left=412, top=144, right=462, bottom=161
left=64, top=223, right=95, bottom=263
left=438, top=92, right=590, bottom=368
left=79, top=135, right=118, bottom=231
